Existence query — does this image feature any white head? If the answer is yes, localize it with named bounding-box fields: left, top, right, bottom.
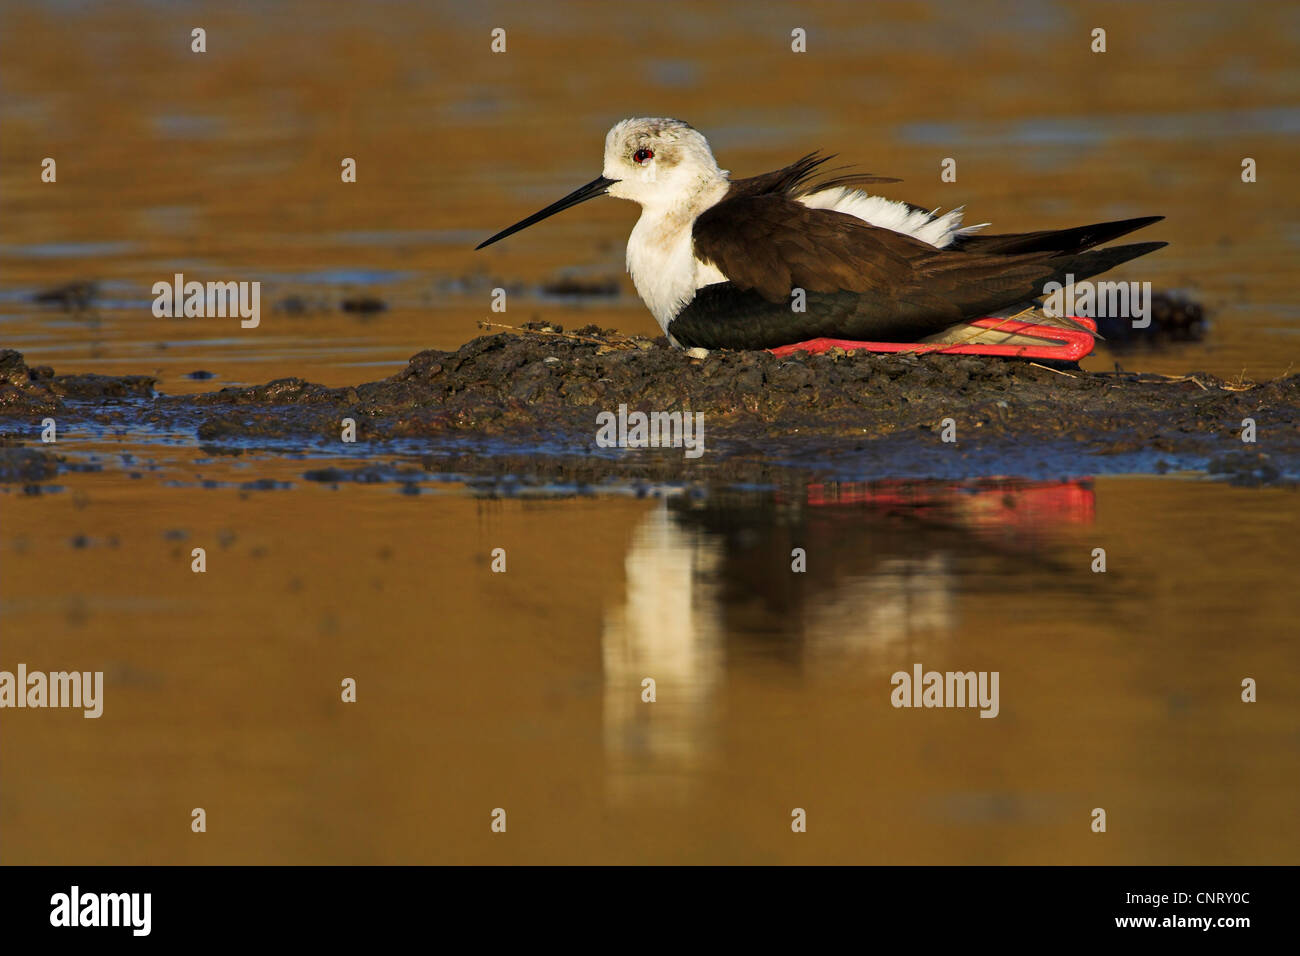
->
left=601, top=117, right=729, bottom=210
left=475, top=117, right=730, bottom=249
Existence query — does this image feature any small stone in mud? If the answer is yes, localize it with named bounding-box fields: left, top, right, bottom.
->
left=341, top=295, right=387, bottom=314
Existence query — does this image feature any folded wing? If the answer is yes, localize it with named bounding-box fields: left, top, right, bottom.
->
left=678, top=194, right=1164, bottom=350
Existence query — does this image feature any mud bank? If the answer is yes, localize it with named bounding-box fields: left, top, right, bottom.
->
left=1, top=349, right=156, bottom=415
left=1, top=334, right=1297, bottom=483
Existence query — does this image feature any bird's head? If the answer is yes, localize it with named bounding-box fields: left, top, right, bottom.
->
left=601, top=117, right=727, bottom=208
left=475, top=117, right=727, bottom=250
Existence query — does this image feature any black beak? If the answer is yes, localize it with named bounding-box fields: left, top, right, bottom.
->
left=475, top=176, right=618, bottom=250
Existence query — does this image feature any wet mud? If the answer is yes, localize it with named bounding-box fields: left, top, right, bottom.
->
left=1, top=332, right=1296, bottom=485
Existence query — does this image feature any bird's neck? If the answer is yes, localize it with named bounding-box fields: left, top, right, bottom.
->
left=640, top=174, right=730, bottom=230
left=626, top=178, right=730, bottom=331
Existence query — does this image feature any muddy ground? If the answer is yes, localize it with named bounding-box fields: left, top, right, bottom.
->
left=1, top=331, right=1296, bottom=486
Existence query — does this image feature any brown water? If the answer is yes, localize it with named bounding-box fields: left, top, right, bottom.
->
left=2, top=0, right=1298, bottom=864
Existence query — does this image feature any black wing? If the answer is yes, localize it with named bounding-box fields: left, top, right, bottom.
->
left=680, top=196, right=1164, bottom=350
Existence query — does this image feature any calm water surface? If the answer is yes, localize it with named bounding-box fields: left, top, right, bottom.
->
left=1, top=1, right=1297, bottom=863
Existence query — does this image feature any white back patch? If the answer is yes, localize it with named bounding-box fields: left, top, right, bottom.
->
left=798, top=187, right=986, bottom=248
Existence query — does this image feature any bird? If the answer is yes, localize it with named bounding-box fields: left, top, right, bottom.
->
left=475, top=117, right=1165, bottom=352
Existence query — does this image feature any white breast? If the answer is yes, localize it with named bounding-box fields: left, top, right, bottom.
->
left=626, top=213, right=726, bottom=333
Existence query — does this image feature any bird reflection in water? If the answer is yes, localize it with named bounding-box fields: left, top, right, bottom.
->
left=601, top=479, right=1095, bottom=804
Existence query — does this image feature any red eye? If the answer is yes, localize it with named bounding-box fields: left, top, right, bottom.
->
left=633, top=148, right=654, bottom=164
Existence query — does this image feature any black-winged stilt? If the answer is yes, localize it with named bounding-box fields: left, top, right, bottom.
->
left=476, top=117, right=1164, bottom=356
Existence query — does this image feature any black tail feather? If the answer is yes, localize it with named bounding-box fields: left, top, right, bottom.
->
left=956, top=216, right=1164, bottom=255
left=1044, top=241, right=1168, bottom=285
